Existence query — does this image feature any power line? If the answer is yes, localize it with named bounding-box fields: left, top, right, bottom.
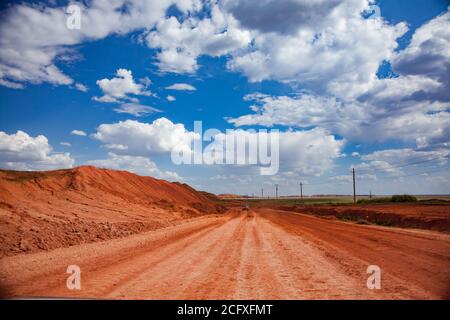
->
left=354, top=143, right=450, bottom=169
left=299, top=153, right=450, bottom=185
left=302, top=167, right=450, bottom=186
left=263, top=167, right=448, bottom=199
left=374, top=151, right=449, bottom=167
left=303, top=169, right=354, bottom=186
left=357, top=154, right=450, bottom=175
left=274, top=152, right=450, bottom=191
left=367, top=168, right=450, bottom=180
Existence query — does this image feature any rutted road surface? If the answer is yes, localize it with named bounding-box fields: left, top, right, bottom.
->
left=1, top=209, right=449, bottom=299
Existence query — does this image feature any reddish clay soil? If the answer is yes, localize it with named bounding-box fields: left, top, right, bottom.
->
left=1, top=167, right=449, bottom=299
left=0, top=166, right=225, bottom=257
left=278, top=203, right=450, bottom=231
left=1, top=209, right=449, bottom=299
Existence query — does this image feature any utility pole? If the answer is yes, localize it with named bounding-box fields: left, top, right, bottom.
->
left=261, top=188, right=264, bottom=198
left=369, top=191, right=372, bottom=200
left=275, top=184, right=279, bottom=199
left=300, top=182, right=303, bottom=202
left=352, top=168, right=356, bottom=204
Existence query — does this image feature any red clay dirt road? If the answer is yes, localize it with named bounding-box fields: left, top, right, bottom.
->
left=1, top=208, right=449, bottom=299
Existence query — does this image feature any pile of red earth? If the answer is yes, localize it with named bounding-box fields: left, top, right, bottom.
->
left=0, top=166, right=226, bottom=257
left=278, top=204, right=450, bottom=232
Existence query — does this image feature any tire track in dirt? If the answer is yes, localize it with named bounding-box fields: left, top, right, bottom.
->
left=260, top=208, right=450, bottom=299
left=0, top=214, right=229, bottom=297
left=1, top=209, right=449, bottom=299
left=233, top=213, right=291, bottom=299
left=107, top=214, right=247, bottom=299
left=254, top=215, right=375, bottom=299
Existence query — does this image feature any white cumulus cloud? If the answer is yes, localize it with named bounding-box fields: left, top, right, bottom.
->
left=0, top=130, right=74, bottom=170
left=86, top=152, right=181, bottom=181
left=71, top=129, right=87, bottom=136
left=146, top=5, right=251, bottom=73
left=165, top=83, right=197, bottom=91
left=93, top=69, right=151, bottom=103
left=227, top=89, right=450, bottom=145
left=92, top=118, right=199, bottom=156
left=74, top=83, right=88, bottom=92
left=0, top=0, right=199, bottom=88
left=113, top=103, right=162, bottom=117
left=391, top=10, right=450, bottom=102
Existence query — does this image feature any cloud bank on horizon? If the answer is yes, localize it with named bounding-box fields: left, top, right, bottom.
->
left=0, top=0, right=449, bottom=195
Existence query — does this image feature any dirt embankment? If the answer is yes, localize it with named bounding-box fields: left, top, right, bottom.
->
left=0, top=166, right=226, bottom=257
left=277, top=203, right=450, bottom=231
left=2, top=209, right=449, bottom=299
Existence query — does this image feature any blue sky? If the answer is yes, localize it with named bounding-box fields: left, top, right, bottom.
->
left=0, top=0, right=449, bottom=196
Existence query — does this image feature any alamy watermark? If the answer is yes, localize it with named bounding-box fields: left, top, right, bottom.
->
left=171, top=121, right=279, bottom=175
left=66, top=4, right=81, bottom=30
left=366, top=265, right=381, bottom=289
left=66, top=265, right=81, bottom=290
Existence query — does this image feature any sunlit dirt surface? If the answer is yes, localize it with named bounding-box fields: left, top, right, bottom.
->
left=1, top=209, right=449, bottom=300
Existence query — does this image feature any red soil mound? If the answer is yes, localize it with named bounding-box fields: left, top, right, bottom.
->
left=0, top=166, right=226, bottom=257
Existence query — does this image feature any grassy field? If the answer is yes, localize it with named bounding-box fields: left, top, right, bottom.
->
left=227, top=197, right=354, bottom=207
left=223, top=195, right=450, bottom=207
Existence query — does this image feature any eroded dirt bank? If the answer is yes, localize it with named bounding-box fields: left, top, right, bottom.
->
left=0, top=166, right=225, bottom=257
left=276, top=203, right=450, bottom=231
left=1, top=209, right=449, bottom=300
